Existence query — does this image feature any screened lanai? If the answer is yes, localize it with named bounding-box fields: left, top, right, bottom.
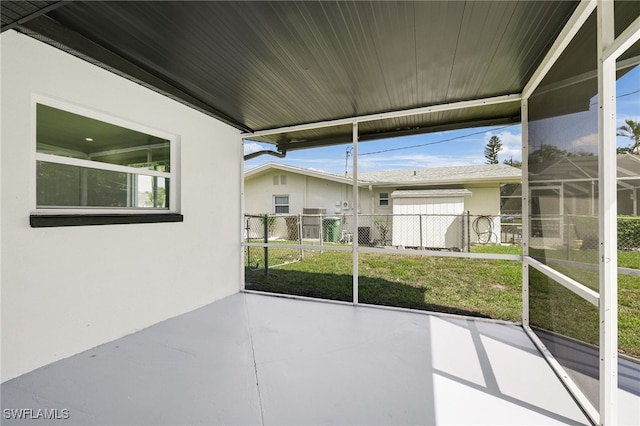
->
left=2, top=1, right=639, bottom=425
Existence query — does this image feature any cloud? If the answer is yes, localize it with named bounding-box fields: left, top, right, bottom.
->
left=570, top=133, right=597, bottom=149
left=244, top=142, right=267, bottom=155
left=357, top=153, right=484, bottom=171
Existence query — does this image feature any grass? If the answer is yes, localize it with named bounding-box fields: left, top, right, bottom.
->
left=245, top=243, right=640, bottom=358
left=246, top=245, right=524, bottom=320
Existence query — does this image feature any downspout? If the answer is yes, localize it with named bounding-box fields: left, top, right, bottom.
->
left=244, top=147, right=286, bottom=161
left=369, top=185, right=374, bottom=215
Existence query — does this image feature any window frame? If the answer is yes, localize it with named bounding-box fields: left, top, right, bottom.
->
left=31, top=96, right=180, bottom=216
left=379, top=192, right=390, bottom=207
left=274, top=194, right=290, bottom=214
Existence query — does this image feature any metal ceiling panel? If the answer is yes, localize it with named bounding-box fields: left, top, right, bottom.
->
left=3, top=1, right=587, bottom=147
left=0, top=0, right=61, bottom=31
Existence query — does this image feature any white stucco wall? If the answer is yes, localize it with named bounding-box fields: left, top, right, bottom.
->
left=1, top=31, right=243, bottom=381
left=464, top=186, right=500, bottom=216
left=244, top=170, right=351, bottom=215
left=464, top=186, right=502, bottom=244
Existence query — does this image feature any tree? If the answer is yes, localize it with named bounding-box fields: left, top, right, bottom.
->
left=617, top=119, right=640, bottom=154
left=146, top=186, right=166, bottom=208
left=503, top=157, right=522, bottom=168
left=484, top=136, right=503, bottom=164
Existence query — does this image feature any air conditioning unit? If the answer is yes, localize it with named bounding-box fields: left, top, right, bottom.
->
left=342, top=201, right=350, bottom=209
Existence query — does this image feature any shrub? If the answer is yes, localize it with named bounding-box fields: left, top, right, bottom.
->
left=571, top=215, right=640, bottom=250
left=618, top=215, right=640, bottom=250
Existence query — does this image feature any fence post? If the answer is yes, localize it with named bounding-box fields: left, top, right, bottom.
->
left=245, top=216, right=251, bottom=269
left=419, top=214, right=424, bottom=250
left=298, top=214, right=303, bottom=259
left=467, top=211, right=471, bottom=252
left=263, top=214, right=269, bottom=276
left=319, top=214, right=324, bottom=251
left=460, top=213, right=465, bottom=252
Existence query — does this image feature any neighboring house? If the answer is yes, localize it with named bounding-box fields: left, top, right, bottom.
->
left=529, top=153, right=640, bottom=246
left=244, top=162, right=522, bottom=247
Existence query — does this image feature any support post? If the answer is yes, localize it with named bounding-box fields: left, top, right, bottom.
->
left=240, top=139, right=246, bottom=291
left=597, top=1, right=618, bottom=424
left=521, top=98, right=530, bottom=327
left=352, top=121, right=359, bottom=305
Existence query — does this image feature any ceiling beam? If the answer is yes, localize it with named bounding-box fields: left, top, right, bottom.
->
left=266, top=116, right=521, bottom=151
left=523, top=0, right=596, bottom=99
left=603, top=14, right=640, bottom=61
left=245, top=94, right=522, bottom=139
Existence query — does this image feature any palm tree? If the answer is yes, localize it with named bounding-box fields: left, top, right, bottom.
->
left=617, top=119, right=640, bottom=154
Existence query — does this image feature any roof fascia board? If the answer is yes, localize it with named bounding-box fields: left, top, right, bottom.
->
left=244, top=94, right=522, bottom=139
left=603, top=14, right=640, bottom=61
left=245, top=163, right=354, bottom=185
left=258, top=116, right=520, bottom=152
left=366, top=175, right=522, bottom=188
left=523, top=0, right=596, bottom=99
left=18, top=16, right=251, bottom=132
left=391, top=190, right=473, bottom=198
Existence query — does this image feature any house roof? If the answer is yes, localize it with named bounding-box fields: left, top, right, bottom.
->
left=245, top=162, right=354, bottom=185
left=356, top=164, right=522, bottom=186
left=529, top=153, right=640, bottom=193
left=391, top=189, right=473, bottom=198
left=246, top=162, right=521, bottom=187
left=8, top=0, right=635, bottom=151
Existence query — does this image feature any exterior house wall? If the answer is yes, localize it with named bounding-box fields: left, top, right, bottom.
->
left=1, top=31, right=242, bottom=381
left=245, top=171, right=349, bottom=216
left=245, top=168, right=512, bottom=246
left=464, top=186, right=502, bottom=244
left=463, top=186, right=501, bottom=216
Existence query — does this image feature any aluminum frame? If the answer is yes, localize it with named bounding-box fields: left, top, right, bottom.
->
left=239, top=1, right=639, bottom=422
left=520, top=1, right=640, bottom=424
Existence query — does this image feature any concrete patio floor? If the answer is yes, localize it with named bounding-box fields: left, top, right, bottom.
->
left=1, top=292, right=598, bottom=425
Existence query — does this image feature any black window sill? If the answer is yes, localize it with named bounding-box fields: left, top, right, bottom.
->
left=30, top=213, right=184, bottom=228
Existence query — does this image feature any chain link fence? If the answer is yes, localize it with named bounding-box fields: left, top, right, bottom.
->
left=566, top=214, right=640, bottom=251
left=529, top=214, right=640, bottom=252
left=245, top=213, right=524, bottom=273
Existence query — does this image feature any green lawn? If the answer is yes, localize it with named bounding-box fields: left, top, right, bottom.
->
left=246, top=245, right=524, bottom=319
left=245, top=244, right=640, bottom=358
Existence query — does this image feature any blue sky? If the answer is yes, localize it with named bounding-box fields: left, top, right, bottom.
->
left=245, top=66, right=639, bottom=175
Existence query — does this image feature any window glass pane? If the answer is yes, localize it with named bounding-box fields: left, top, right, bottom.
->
left=36, top=104, right=170, bottom=172
left=275, top=196, right=288, bottom=205
left=275, top=206, right=289, bottom=214
left=37, top=161, right=168, bottom=209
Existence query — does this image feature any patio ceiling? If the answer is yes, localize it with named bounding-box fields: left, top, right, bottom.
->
left=0, top=0, right=622, bottom=151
